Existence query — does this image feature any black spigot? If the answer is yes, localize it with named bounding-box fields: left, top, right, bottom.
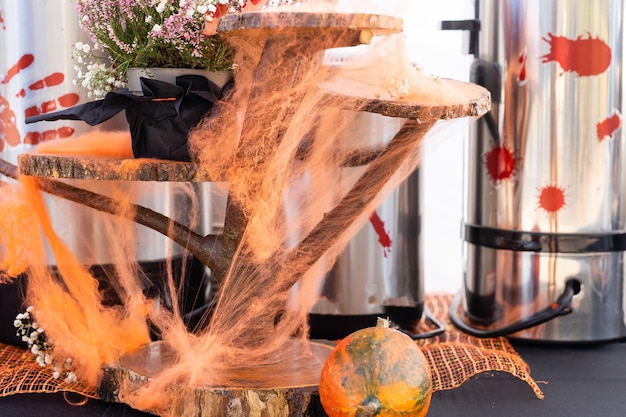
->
left=440, top=9, right=501, bottom=144
left=440, top=19, right=481, bottom=58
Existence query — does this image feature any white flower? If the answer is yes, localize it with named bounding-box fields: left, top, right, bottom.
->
left=30, top=344, right=39, bottom=355
left=64, top=372, right=78, bottom=384
left=13, top=319, right=22, bottom=328
left=36, top=356, right=46, bottom=367
left=52, top=370, right=60, bottom=379
left=151, top=24, right=163, bottom=33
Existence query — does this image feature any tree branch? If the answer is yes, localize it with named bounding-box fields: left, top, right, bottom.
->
left=0, top=158, right=220, bottom=272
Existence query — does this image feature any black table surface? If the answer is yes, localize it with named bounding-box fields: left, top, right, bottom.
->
left=430, top=339, right=626, bottom=417
left=1, top=340, right=625, bottom=416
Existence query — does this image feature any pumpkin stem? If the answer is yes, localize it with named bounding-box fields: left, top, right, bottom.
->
left=355, top=401, right=381, bottom=417
left=376, top=317, right=391, bottom=329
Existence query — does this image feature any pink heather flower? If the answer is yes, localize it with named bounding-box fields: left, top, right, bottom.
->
left=73, top=0, right=288, bottom=97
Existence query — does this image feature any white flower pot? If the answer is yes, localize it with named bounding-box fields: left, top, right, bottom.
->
left=126, top=68, right=233, bottom=94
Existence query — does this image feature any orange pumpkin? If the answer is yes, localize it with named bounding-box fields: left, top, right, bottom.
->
left=318, top=318, right=432, bottom=417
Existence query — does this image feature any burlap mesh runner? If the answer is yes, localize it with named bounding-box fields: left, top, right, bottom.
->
left=0, top=293, right=543, bottom=401
left=416, top=293, right=544, bottom=399
left=0, top=340, right=97, bottom=398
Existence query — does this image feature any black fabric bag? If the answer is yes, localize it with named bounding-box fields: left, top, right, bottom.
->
left=26, top=75, right=230, bottom=162
left=0, top=278, right=26, bottom=347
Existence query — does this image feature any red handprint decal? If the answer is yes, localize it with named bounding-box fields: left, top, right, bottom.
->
left=1, top=53, right=34, bottom=84
left=0, top=95, right=19, bottom=150
left=0, top=52, right=79, bottom=152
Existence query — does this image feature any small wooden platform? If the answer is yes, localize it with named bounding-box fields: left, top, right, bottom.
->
left=98, top=340, right=333, bottom=417
left=217, top=10, right=404, bottom=39
left=17, top=154, right=213, bottom=182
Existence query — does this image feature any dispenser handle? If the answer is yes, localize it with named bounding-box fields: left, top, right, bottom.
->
left=392, top=307, right=446, bottom=340
left=449, top=279, right=581, bottom=338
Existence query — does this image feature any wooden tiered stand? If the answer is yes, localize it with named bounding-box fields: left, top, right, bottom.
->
left=8, top=10, right=490, bottom=417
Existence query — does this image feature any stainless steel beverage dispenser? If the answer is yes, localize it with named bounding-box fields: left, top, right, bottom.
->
left=0, top=2, right=208, bottom=344
left=446, top=0, right=626, bottom=342
left=308, top=167, right=425, bottom=340
left=307, top=112, right=443, bottom=341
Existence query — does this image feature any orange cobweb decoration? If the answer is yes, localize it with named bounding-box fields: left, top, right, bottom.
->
left=0, top=183, right=39, bottom=280
left=0, top=294, right=544, bottom=402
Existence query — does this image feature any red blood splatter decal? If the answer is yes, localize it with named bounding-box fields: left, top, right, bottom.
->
left=518, top=50, right=528, bottom=85
left=538, top=185, right=566, bottom=213
left=484, top=145, right=516, bottom=182
left=596, top=111, right=621, bottom=141
left=370, top=211, right=392, bottom=257
left=540, top=33, right=611, bottom=77
left=0, top=9, right=5, bottom=30
left=2, top=54, right=34, bottom=84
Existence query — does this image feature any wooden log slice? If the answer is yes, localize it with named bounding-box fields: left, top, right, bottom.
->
left=18, top=154, right=214, bottom=182
left=319, top=78, right=491, bottom=121
left=217, top=11, right=403, bottom=43
left=98, top=340, right=333, bottom=417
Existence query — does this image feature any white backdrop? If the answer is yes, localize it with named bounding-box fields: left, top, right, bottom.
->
left=403, top=0, right=473, bottom=293
left=336, top=0, right=474, bottom=293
